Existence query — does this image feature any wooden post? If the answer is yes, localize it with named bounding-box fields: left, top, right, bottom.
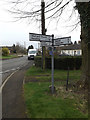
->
left=41, top=0, right=46, bottom=70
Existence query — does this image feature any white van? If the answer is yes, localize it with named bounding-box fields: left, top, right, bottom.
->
left=28, top=49, right=37, bottom=60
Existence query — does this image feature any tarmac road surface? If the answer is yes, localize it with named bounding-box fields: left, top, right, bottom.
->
left=2, top=57, right=34, bottom=118
left=1, top=56, right=30, bottom=83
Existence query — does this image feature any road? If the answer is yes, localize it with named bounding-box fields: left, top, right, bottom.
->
left=1, top=56, right=30, bottom=83
left=0, top=56, right=34, bottom=118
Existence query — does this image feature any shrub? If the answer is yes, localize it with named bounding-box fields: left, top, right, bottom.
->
left=34, top=56, right=42, bottom=67
left=0, top=48, right=2, bottom=56
left=34, top=56, right=82, bottom=70
left=2, top=47, right=9, bottom=56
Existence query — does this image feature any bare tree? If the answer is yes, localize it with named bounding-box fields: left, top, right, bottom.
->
left=6, top=0, right=90, bottom=88
left=8, top=0, right=79, bottom=29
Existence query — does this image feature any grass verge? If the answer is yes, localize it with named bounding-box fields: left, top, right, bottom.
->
left=0, top=54, right=22, bottom=60
left=25, top=66, right=81, bottom=83
left=24, top=66, right=88, bottom=118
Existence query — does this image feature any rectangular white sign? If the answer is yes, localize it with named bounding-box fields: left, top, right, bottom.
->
left=75, top=0, right=89, bottom=2
left=29, top=33, right=52, bottom=42
left=54, top=36, right=71, bottom=46
left=41, top=41, right=52, bottom=47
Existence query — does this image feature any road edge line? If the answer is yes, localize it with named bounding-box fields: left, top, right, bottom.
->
left=0, top=70, right=18, bottom=93
left=23, top=77, right=25, bottom=85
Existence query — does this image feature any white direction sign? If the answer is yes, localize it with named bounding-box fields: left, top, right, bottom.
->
left=29, top=33, right=52, bottom=42
left=41, top=41, right=52, bottom=47
left=54, top=36, right=71, bottom=46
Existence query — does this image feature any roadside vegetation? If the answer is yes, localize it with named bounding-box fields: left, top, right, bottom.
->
left=2, top=47, right=9, bottom=56
left=0, top=44, right=27, bottom=60
left=24, top=66, right=88, bottom=118
left=0, top=54, right=21, bottom=60
left=0, top=47, right=23, bottom=60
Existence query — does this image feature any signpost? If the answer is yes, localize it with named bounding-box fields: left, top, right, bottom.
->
left=51, top=34, right=54, bottom=94
left=29, top=32, right=72, bottom=94
left=54, top=36, right=71, bottom=46
left=41, top=41, right=52, bottom=47
left=29, top=33, right=71, bottom=46
left=29, top=33, right=52, bottom=42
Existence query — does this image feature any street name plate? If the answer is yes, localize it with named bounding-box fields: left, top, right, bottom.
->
left=29, top=33, right=52, bottom=42
left=54, top=36, right=71, bottom=46
left=41, top=41, right=52, bottom=47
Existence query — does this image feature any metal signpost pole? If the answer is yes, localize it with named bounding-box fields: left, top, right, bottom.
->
left=29, top=32, right=72, bottom=94
left=51, top=34, right=54, bottom=94
left=66, top=67, right=69, bottom=91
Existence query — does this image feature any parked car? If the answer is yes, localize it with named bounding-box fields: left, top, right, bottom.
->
left=28, top=49, right=37, bottom=60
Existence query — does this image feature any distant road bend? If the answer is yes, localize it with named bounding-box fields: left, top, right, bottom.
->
left=1, top=56, right=33, bottom=83
left=2, top=56, right=29, bottom=73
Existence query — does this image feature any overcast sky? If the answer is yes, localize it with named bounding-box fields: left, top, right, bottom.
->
left=0, top=0, right=81, bottom=49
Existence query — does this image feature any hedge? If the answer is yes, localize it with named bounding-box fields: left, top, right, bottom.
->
left=34, top=56, right=42, bottom=68
left=34, top=56, right=82, bottom=70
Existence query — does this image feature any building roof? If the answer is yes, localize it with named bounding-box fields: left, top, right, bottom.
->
left=60, top=43, right=81, bottom=50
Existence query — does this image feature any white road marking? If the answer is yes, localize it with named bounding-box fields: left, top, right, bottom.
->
left=0, top=67, right=20, bottom=74
left=0, top=62, right=30, bottom=92
left=0, top=70, right=18, bottom=93
left=0, top=61, right=29, bottom=74
left=23, top=77, right=25, bottom=85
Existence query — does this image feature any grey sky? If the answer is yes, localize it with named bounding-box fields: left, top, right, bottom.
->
left=0, top=0, right=81, bottom=49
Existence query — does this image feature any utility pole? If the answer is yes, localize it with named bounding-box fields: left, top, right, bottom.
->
left=41, top=0, right=46, bottom=70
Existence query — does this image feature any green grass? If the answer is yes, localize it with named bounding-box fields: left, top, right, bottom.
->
left=24, top=66, right=88, bottom=118
left=0, top=55, right=19, bottom=59
left=26, top=66, right=81, bottom=83
left=26, top=66, right=50, bottom=76
left=24, top=82, right=88, bottom=118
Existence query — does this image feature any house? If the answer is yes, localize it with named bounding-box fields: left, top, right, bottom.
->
left=60, top=43, right=82, bottom=56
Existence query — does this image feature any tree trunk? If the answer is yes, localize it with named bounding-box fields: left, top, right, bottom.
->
left=76, top=3, right=90, bottom=116
left=81, top=23, right=88, bottom=85
left=76, top=2, right=90, bottom=86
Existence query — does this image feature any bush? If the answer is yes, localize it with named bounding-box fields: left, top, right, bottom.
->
left=0, top=48, right=2, bottom=56
left=2, top=47, right=9, bottom=56
left=34, top=56, right=82, bottom=70
left=34, top=56, right=42, bottom=67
